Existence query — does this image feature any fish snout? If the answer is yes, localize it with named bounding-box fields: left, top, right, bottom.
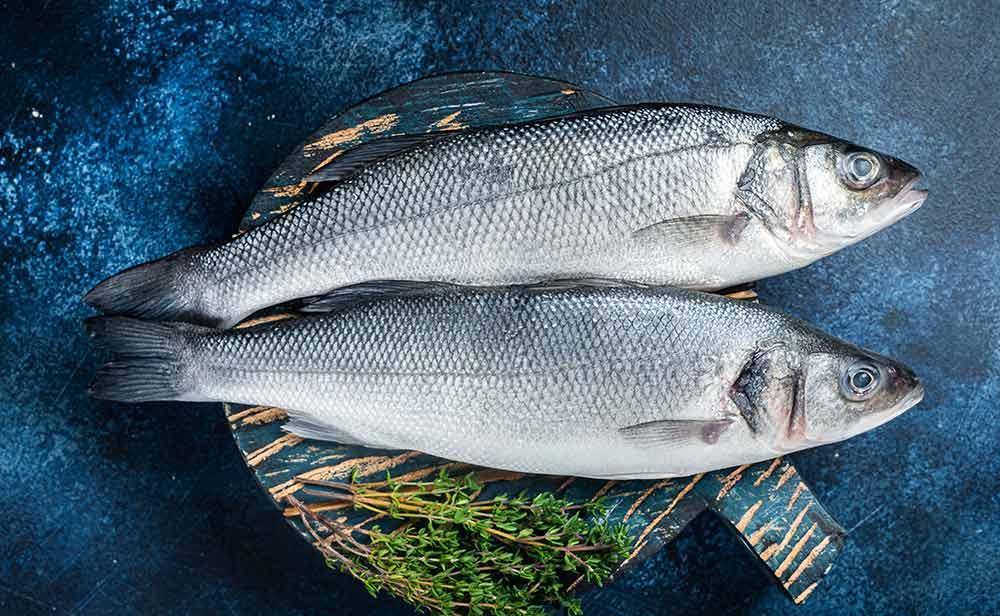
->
left=899, top=374, right=925, bottom=410
left=888, top=362, right=924, bottom=414
left=881, top=155, right=929, bottom=219
left=897, top=175, right=929, bottom=215
left=872, top=173, right=927, bottom=229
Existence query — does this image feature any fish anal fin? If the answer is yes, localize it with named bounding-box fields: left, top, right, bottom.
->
left=282, top=412, right=392, bottom=450
left=633, top=213, right=749, bottom=248
left=619, top=417, right=734, bottom=449
left=304, top=132, right=451, bottom=184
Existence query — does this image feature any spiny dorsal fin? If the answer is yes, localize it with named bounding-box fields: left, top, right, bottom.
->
left=516, top=278, right=652, bottom=294
left=303, top=104, right=675, bottom=185
left=304, top=132, right=453, bottom=184
left=298, top=280, right=463, bottom=313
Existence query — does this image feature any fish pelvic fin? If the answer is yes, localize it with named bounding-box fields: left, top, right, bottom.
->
left=83, top=245, right=220, bottom=327
left=85, top=316, right=206, bottom=403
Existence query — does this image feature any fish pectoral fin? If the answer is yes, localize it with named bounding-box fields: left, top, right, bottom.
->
left=282, top=412, right=391, bottom=450
left=619, top=417, right=734, bottom=448
left=633, top=213, right=750, bottom=248
left=304, top=132, right=451, bottom=184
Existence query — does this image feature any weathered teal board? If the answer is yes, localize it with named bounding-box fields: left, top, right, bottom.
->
left=225, top=72, right=845, bottom=607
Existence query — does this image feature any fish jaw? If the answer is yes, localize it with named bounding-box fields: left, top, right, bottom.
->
left=793, top=376, right=924, bottom=453
left=851, top=378, right=925, bottom=436
left=868, top=175, right=928, bottom=231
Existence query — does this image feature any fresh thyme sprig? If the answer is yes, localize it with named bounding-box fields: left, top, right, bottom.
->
left=288, top=470, right=630, bottom=615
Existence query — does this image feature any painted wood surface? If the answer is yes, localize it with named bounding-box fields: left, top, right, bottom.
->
left=224, top=71, right=845, bottom=606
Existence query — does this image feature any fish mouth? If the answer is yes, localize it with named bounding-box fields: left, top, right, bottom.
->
left=810, top=175, right=928, bottom=253
left=878, top=176, right=929, bottom=226
left=895, top=379, right=925, bottom=414
left=804, top=379, right=925, bottom=448
left=856, top=379, right=925, bottom=434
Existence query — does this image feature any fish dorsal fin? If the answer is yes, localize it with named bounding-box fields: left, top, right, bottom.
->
left=516, top=277, right=652, bottom=293
left=298, top=280, right=464, bottom=313
left=304, top=132, right=452, bottom=184
left=303, top=104, right=665, bottom=185
left=298, top=278, right=655, bottom=314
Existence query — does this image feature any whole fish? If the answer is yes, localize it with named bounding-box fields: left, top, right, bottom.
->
left=84, top=104, right=927, bottom=328
left=86, top=284, right=922, bottom=479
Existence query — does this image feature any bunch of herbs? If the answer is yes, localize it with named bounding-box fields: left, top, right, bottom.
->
left=288, top=470, right=630, bottom=615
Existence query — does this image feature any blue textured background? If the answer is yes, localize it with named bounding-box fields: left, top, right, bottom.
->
left=2, top=2, right=997, bottom=614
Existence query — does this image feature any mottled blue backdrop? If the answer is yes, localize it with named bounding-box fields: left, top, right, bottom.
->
left=2, top=1, right=997, bottom=614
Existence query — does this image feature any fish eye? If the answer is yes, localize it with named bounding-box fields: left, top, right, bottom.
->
left=840, top=152, right=881, bottom=190
left=841, top=361, right=881, bottom=400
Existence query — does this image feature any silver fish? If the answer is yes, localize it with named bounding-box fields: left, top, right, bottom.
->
left=86, top=285, right=923, bottom=479
left=84, top=104, right=927, bottom=328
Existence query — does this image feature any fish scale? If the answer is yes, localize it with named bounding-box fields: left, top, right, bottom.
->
left=189, top=287, right=822, bottom=475
left=86, top=102, right=925, bottom=329
left=86, top=282, right=921, bottom=478
left=184, top=106, right=781, bottom=325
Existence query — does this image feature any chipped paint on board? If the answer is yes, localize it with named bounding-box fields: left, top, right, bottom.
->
left=304, top=113, right=400, bottom=151
left=262, top=180, right=308, bottom=198
left=433, top=110, right=466, bottom=131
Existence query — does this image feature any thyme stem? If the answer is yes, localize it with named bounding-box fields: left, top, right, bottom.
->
left=295, top=470, right=630, bottom=615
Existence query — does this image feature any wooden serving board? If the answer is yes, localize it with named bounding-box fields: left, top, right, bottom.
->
left=224, top=71, right=845, bottom=607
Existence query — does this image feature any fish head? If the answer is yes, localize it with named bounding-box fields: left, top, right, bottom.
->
left=745, top=127, right=927, bottom=260
left=798, top=135, right=927, bottom=247
left=731, top=331, right=922, bottom=454
left=791, top=343, right=923, bottom=448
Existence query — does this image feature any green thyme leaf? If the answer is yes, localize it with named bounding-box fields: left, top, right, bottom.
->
left=299, top=471, right=630, bottom=615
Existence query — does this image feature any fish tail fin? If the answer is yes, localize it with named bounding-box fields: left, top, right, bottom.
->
left=83, top=246, right=220, bottom=327
left=85, top=316, right=206, bottom=402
